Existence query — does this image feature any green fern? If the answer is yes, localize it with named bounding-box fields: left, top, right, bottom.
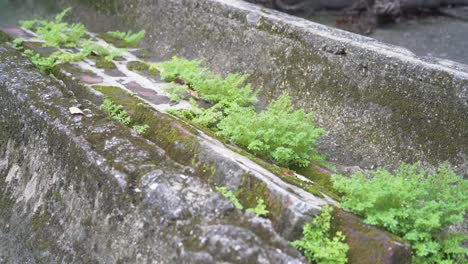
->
left=21, top=8, right=88, bottom=48
left=332, top=163, right=468, bottom=263
left=133, top=124, right=149, bottom=135
left=81, top=42, right=126, bottom=62
left=217, top=93, right=326, bottom=167
left=107, top=30, right=145, bottom=47
left=24, top=49, right=57, bottom=73
left=100, top=99, right=151, bottom=135
left=50, top=49, right=89, bottom=64
left=19, top=19, right=44, bottom=30
left=163, top=82, right=189, bottom=102
left=292, top=206, right=349, bottom=264
left=247, top=198, right=269, bottom=217
left=160, top=57, right=325, bottom=167
left=157, top=56, right=257, bottom=106
left=100, top=98, right=131, bottom=125
left=12, top=38, right=24, bottom=50
left=216, top=186, right=244, bottom=210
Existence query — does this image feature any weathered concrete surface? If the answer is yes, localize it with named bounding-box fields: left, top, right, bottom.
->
left=0, top=44, right=304, bottom=263
left=60, top=0, right=467, bottom=175
left=0, top=32, right=412, bottom=262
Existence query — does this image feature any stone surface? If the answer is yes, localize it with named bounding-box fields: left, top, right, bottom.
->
left=0, top=44, right=304, bottom=263
left=59, top=0, right=467, bottom=175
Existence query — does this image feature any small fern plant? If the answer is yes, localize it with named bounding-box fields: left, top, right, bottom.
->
left=332, top=163, right=468, bottom=263
left=292, top=206, right=349, bottom=264
left=100, top=99, right=151, bottom=134
left=133, top=124, right=149, bottom=135
left=157, top=56, right=257, bottom=106
left=163, top=82, right=189, bottom=102
left=247, top=197, right=269, bottom=217
left=24, top=49, right=57, bottom=73
left=21, top=8, right=87, bottom=48
left=107, top=30, right=145, bottom=47
left=216, top=186, right=243, bottom=210
left=100, top=98, right=131, bottom=125
left=81, top=41, right=126, bottom=62
left=217, top=93, right=326, bottom=167
left=158, top=57, right=326, bottom=167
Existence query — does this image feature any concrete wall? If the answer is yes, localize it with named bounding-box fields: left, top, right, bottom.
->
left=0, top=34, right=412, bottom=262
left=0, top=44, right=303, bottom=263
left=62, top=0, right=467, bottom=174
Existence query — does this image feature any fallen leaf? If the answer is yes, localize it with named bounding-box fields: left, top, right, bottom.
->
left=69, top=106, right=84, bottom=115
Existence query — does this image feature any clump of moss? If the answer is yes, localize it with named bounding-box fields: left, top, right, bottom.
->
left=236, top=174, right=277, bottom=218
left=95, top=57, right=116, bottom=70
left=127, top=60, right=149, bottom=72
left=0, top=30, right=13, bottom=43
left=126, top=61, right=158, bottom=76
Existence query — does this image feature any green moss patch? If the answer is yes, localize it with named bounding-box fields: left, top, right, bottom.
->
left=126, top=60, right=159, bottom=77
left=127, top=60, right=149, bottom=72
left=31, top=205, right=60, bottom=251
left=95, top=57, right=116, bottom=69
left=0, top=30, right=13, bottom=43
left=132, top=48, right=151, bottom=59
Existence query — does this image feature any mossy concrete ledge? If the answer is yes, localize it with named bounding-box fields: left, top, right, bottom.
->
left=62, top=0, right=467, bottom=174
left=0, top=44, right=304, bottom=263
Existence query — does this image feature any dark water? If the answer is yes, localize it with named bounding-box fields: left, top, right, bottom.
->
left=308, top=13, right=468, bottom=65
left=371, top=16, right=468, bottom=65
